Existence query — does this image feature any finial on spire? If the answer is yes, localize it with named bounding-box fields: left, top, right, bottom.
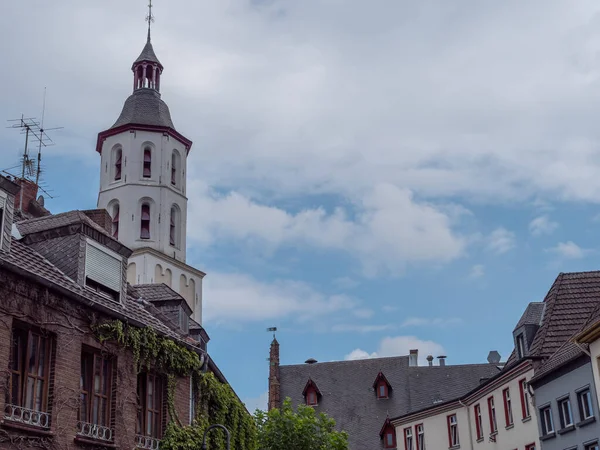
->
left=146, top=0, right=154, bottom=42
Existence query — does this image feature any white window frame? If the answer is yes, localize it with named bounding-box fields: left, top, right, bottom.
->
left=504, top=388, right=513, bottom=426
left=416, top=424, right=424, bottom=450
left=448, top=414, right=459, bottom=446
left=404, top=427, right=413, bottom=450
left=475, top=404, right=483, bottom=439
left=558, top=396, right=573, bottom=428
left=578, top=388, right=594, bottom=421
left=540, top=405, right=554, bottom=435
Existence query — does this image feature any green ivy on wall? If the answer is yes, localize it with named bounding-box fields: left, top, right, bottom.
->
left=93, top=320, right=257, bottom=450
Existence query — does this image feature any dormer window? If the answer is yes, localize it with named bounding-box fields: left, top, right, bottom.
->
left=302, top=379, right=321, bottom=406
left=143, top=148, right=152, bottom=178
left=380, top=418, right=396, bottom=449
left=516, top=333, right=525, bottom=359
left=373, top=372, right=392, bottom=399
left=84, top=240, right=122, bottom=302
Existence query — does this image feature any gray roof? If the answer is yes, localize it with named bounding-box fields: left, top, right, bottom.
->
left=135, top=283, right=185, bottom=302
left=110, top=88, right=175, bottom=130
left=133, top=40, right=162, bottom=67
left=279, top=356, right=500, bottom=449
left=514, top=302, right=545, bottom=330
left=16, top=210, right=112, bottom=239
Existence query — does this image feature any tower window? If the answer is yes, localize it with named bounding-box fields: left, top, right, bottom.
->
left=114, top=149, right=122, bottom=181
left=112, top=204, right=120, bottom=239
left=171, top=153, right=177, bottom=186
left=143, top=149, right=152, bottom=178
left=141, top=204, right=151, bottom=239
left=170, top=207, right=176, bottom=247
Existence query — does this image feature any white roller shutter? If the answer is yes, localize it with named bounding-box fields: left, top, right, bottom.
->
left=85, top=241, right=122, bottom=293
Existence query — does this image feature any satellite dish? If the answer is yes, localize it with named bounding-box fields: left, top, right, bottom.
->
left=37, top=195, right=45, bottom=207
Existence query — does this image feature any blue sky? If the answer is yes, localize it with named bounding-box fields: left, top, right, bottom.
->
left=3, top=0, right=600, bottom=412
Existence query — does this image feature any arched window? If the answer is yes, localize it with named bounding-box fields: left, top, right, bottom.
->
left=112, top=203, right=120, bottom=239
left=171, top=150, right=181, bottom=187
left=143, top=148, right=152, bottom=178
left=169, top=205, right=180, bottom=247
left=141, top=203, right=151, bottom=239
left=114, top=149, right=122, bottom=181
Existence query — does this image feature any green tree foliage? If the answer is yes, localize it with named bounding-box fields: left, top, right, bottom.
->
left=254, top=398, right=348, bottom=450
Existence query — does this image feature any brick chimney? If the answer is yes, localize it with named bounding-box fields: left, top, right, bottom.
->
left=268, top=337, right=281, bottom=411
left=82, top=209, right=114, bottom=235
left=13, top=178, right=39, bottom=215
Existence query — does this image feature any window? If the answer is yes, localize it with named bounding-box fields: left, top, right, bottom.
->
left=112, top=204, right=119, bottom=239
left=306, top=387, right=318, bottom=406
left=79, top=351, right=114, bottom=440
left=488, top=396, right=497, bottom=433
left=558, top=397, right=573, bottom=429
left=519, top=378, right=531, bottom=419
left=578, top=388, right=594, bottom=421
left=447, top=414, right=459, bottom=447
left=84, top=241, right=122, bottom=302
left=171, top=150, right=180, bottom=187
left=404, top=427, right=413, bottom=450
left=8, top=326, right=53, bottom=428
left=474, top=404, right=483, bottom=440
left=114, top=149, right=122, bottom=181
left=540, top=405, right=554, bottom=436
left=585, top=443, right=599, bottom=450
left=525, top=445, right=536, bottom=450
left=377, top=381, right=389, bottom=399
left=415, top=424, right=424, bottom=450
left=143, top=148, right=152, bottom=178
left=137, top=373, right=164, bottom=439
left=141, top=204, right=151, bottom=239
left=383, top=425, right=396, bottom=449
left=503, top=388, right=513, bottom=427
left=516, top=333, right=525, bottom=358
left=169, top=206, right=178, bottom=247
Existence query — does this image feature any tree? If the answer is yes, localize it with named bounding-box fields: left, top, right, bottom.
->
left=254, top=398, right=349, bottom=450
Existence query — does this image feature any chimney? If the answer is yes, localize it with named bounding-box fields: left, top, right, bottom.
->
left=437, top=355, right=447, bottom=367
left=409, top=349, right=418, bottom=367
left=268, top=338, right=281, bottom=411
left=426, top=355, right=434, bottom=367
left=0, top=175, right=20, bottom=253
left=14, top=178, right=39, bottom=215
left=83, top=209, right=114, bottom=235
left=487, top=350, right=501, bottom=365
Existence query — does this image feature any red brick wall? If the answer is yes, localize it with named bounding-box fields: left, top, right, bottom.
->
left=0, top=268, right=192, bottom=450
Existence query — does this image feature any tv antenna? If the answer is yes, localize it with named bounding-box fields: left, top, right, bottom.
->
left=7, top=88, right=63, bottom=212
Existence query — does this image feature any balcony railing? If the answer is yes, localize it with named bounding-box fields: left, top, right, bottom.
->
left=135, top=434, right=160, bottom=450
left=76, top=421, right=114, bottom=442
left=3, top=404, right=50, bottom=429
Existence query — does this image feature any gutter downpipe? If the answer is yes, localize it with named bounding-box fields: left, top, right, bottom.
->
left=459, top=399, right=474, bottom=448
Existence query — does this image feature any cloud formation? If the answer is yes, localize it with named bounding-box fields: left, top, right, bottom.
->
left=529, top=215, right=559, bottom=236
left=486, top=228, right=516, bottom=254
left=345, top=335, right=445, bottom=365
left=546, top=241, right=591, bottom=259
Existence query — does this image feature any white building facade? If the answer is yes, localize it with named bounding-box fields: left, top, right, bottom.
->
left=96, top=33, right=204, bottom=324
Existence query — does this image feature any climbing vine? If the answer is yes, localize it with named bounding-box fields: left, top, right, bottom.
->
left=93, top=320, right=257, bottom=450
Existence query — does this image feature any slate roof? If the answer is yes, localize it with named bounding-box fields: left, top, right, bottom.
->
left=133, top=39, right=162, bottom=68
left=110, top=89, right=175, bottom=130
left=514, top=302, right=545, bottom=330
left=279, top=356, right=500, bottom=449
left=135, top=283, right=185, bottom=302
left=16, top=210, right=114, bottom=241
left=529, top=271, right=600, bottom=359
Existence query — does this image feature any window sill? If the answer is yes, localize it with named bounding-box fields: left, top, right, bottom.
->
left=0, top=419, right=54, bottom=437
left=448, top=445, right=460, bottom=450
left=74, top=436, right=118, bottom=448
left=476, top=437, right=484, bottom=443
left=505, top=423, right=514, bottom=430
left=577, top=416, right=596, bottom=428
left=557, top=424, right=575, bottom=435
left=522, top=416, right=532, bottom=423
left=540, top=432, right=556, bottom=441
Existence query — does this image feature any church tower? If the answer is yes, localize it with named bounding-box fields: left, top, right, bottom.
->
left=96, top=8, right=204, bottom=324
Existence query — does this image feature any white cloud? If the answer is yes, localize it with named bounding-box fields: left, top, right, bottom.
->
left=243, top=391, right=269, bottom=413
left=486, top=228, right=516, bottom=254
left=400, top=317, right=463, bottom=328
left=332, top=276, right=360, bottom=290
left=468, top=264, right=485, bottom=279
left=529, top=215, right=559, bottom=236
left=382, top=305, right=399, bottom=313
left=353, top=309, right=374, bottom=319
left=546, top=241, right=591, bottom=259
left=332, top=324, right=394, bottom=333
left=188, top=182, right=466, bottom=276
left=345, top=336, right=445, bottom=365
left=203, top=272, right=357, bottom=323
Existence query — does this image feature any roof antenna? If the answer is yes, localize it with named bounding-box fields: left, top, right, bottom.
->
left=267, top=327, right=277, bottom=339
left=146, top=0, right=154, bottom=42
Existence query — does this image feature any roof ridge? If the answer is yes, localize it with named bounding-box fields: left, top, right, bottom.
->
left=282, top=355, right=409, bottom=367
left=530, top=272, right=564, bottom=357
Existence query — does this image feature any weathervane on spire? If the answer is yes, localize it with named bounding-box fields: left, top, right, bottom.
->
left=146, top=0, right=154, bottom=42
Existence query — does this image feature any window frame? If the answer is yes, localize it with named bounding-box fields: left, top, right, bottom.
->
left=474, top=403, right=483, bottom=440
left=525, top=444, right=536, bottom=450
left=558, top=396, right=574, bottom=429
left=8, top=325, right=53, bottom=422
left=503, top=387, right=514, bottom=427
left=114, top=148, right=122, bottom=181
left=79, top=349, right=114, bottom=432
left=415, top=423, right=424, bottom=450
left=584, top=442, right=599, bottom=450
left=383, top=424, right=396, bottom=449
left=519, top=378, right=531, bottom=419
left=377, top=380, right=389, bottom=399
left=112, top=204, right=120, bottom=240
left=540, top=404, right=554, bottom=436
left=305, top=386, right=318, bottom=406
left=143, top=148, right=152, bottom=178
left=516, top=333, right=525, bottom=358
left=404, top=427, right=413, bottom=450
left=447, top=413, right=459, bottom=447
left=136, top=372, right=164, bottom=439
left=488, top=396, right=497, bottom=433
left=577, top=387, right=594, bottom=421
left=141, top=203, right=151, bottom=240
